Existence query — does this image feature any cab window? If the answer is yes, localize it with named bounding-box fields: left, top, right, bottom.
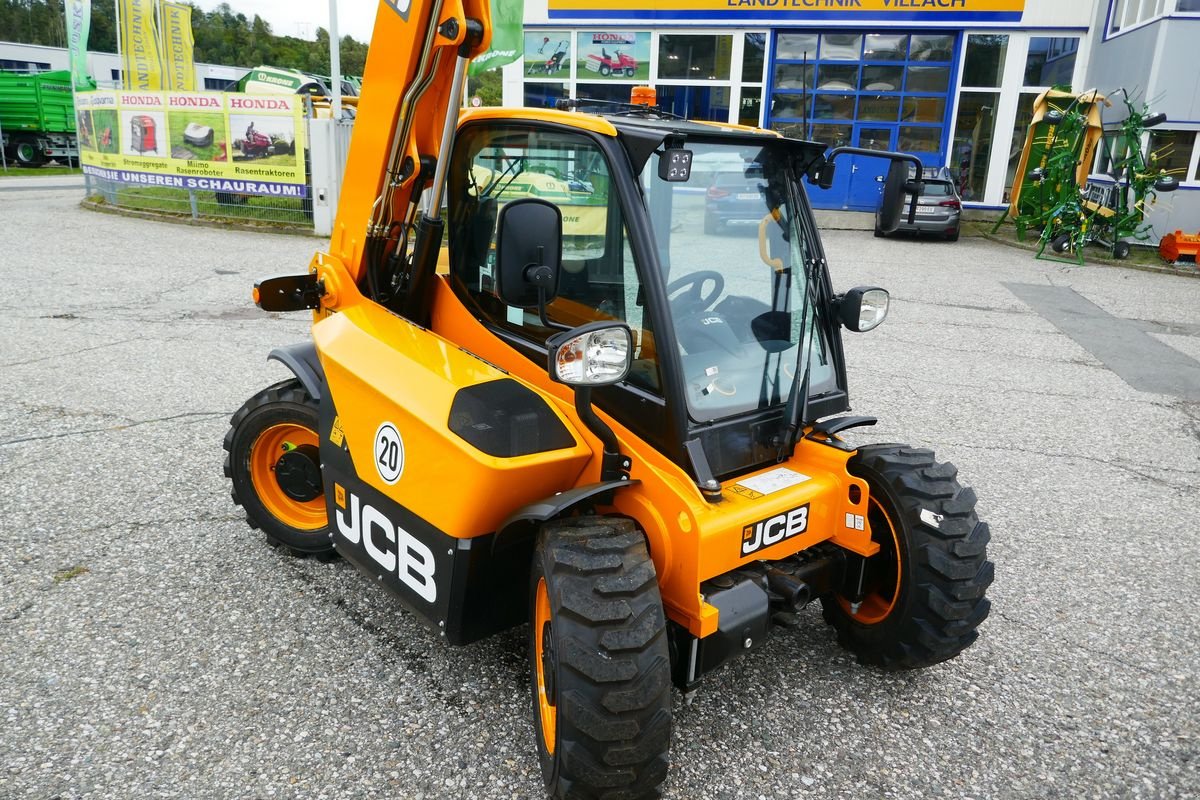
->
left=449, top=124, right=660, bottom=392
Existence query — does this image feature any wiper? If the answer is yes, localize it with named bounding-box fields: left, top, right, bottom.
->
left=776, top=255, right=819, bottom=462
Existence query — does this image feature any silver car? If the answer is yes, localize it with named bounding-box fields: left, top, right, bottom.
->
left=874, top=177, right=962, bottom=242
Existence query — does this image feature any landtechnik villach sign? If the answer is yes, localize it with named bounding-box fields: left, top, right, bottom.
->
left=547, top=0, right=1027, bottom=22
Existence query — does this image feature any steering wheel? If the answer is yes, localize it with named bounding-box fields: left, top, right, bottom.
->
left=666, top=270, right=725, bottom=312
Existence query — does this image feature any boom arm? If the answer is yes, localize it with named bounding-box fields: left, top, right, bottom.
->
left=327, top=0, right=492, bottom=316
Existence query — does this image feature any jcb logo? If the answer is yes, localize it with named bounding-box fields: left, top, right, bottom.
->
left=335, top=488, right=437, bottom=603
left=741, top=504, right=809, bottom=557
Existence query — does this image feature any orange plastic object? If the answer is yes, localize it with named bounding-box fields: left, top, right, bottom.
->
left=631, top=86, right=656, bottom=106
left=1160, top=230, right=1200, bottom=262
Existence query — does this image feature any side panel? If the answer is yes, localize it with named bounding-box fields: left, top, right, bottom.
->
left=312, top=303, right=593, bottom=539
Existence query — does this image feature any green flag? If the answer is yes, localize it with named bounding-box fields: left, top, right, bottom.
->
left=468, top=0, right=524, bottom=76
left=65, top=0, right=93, bottom=90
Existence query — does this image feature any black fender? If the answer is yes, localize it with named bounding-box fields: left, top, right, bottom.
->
left=268, top=341, right=326, bottom=402
left=493, top=479, right=641, bottom=552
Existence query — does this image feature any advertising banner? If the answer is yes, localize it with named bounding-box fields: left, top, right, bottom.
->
left=65, top=0, right=92, bottom=90
left=524, top=31, right=572, bottom=77
left=159, top=1, right=197, bottom=91
left=576, top=31, right=650, bottom=80
left=547, top=0, right=1026, bottom=23
left=76, top=90, right=308, bottom=198
left=119, top=0, right=164, bottom=90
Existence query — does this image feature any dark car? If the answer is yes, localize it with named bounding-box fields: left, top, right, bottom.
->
left=875, top=174, right=962, bottom=242
left=704, top=169, right=767, bottom=234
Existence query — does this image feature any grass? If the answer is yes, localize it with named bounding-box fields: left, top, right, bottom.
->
left=88, top=185, right=312, bottom=228
left=975, top=217, right=1198, bottom=273
left=0, top=164, right=81, bottom=177
left=53, top=565, right=90, bottom=584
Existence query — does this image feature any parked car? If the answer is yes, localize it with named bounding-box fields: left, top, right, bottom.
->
left=875, top=171, right=962, bottom=241
left=704, top=168, right=767, bottom=234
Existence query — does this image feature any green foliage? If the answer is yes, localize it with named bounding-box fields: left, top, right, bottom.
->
left=1, top=1, right=368, bottom=80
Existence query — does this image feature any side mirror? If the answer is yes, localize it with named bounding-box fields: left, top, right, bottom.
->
left=495, top=198, right=562, bottom=308
left=877, top=160, right=910, bottom=234
left=809, top=160, right=836, bottom=189
left=838, top=287, right=890, bottom=333
left=547, top=322, right=633, bottom=386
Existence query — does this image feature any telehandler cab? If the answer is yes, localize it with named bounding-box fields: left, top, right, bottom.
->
left=224, top=2, right=993, bottom=797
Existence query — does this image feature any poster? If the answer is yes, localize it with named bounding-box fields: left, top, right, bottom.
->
left=77, top=90, right=307, bottom=198
left=576, top=31, right=650, bottom=81
left=548, top=0, right=1025, bottom=23
left=525, top=31, right=572, bottom=77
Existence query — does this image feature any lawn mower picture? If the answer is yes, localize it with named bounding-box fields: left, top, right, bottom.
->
left=584, top=48, right=638, bottom=77
left=183, top=122, right=215, bottom=148
left=528, top=38, right=569, bottom=75
left=235, top=121, right=295, bottom=159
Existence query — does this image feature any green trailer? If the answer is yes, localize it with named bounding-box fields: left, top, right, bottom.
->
left=0, top=69, right=89, bottom=166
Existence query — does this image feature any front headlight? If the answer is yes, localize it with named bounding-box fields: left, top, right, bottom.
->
left=547, top=323, right=633, bottom=386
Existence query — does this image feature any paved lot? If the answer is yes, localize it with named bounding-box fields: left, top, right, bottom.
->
left=1, top=183, right=1198, bottom=799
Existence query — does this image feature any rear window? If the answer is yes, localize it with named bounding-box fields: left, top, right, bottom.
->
left=921, top=180, right=953, bottom=197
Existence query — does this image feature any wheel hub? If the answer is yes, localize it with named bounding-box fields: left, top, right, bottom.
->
left=540, top=624, right=557, bottom=706
left=274, top=443, right=322, bottom=502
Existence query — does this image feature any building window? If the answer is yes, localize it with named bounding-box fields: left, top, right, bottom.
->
left=740, top=33, right=766, bottom=127
left=0, top=59, right=52, bottom=72
left=1148, top=130, right=1198, bottom=182
left=1180, top=0, right=1200, bottom=11
left=961, top=35, right=1008, bottom=88
left=951, top=93, right=999, bottom=202
left=577, top=31, right=651, bottom=81
left=1111, top=0, right=1172, bottom=34
left=1024, top=37, right=1079, bottom=87
left=658, top=34, right=732, bottom=81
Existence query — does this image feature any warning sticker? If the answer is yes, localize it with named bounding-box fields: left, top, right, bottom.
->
left=735, top=468, right=812, bottom=497
left=330, top=415, right=345, bottom=447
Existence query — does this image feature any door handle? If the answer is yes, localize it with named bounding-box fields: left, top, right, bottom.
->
left=851, top=165, right=859, bottom=173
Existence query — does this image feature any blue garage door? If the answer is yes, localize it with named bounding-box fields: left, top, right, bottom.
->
left=766, top=31, right=959, bottom=211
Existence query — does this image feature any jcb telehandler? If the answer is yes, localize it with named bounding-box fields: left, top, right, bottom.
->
left=224, top=2, right=993, bottom=797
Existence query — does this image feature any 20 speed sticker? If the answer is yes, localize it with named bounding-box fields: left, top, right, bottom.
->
left=741, top=504, right=809, bottom=557
left=374, top=422, right=405, bottom=484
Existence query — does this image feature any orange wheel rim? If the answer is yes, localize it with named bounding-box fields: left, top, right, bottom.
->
left=534, top=577, right=557, bottom=755
left=839, top=495, right=902, bottom=625
left=248, top=423, right=325, bottom=530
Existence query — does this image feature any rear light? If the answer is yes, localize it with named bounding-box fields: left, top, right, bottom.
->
left=707, top=186, right=729, bottom=199
left=939, top=199, right=962, bottom=210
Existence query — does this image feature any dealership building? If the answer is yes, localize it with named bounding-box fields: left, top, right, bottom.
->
left=503, top=0, right=1200, bottom=234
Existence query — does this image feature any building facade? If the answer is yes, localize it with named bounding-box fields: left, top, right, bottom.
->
left=503, top=0, right=1200, bottom=235
left=0, top=40, right=245, bottom=92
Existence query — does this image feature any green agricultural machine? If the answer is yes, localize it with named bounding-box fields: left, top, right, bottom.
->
left=0, top=69, right=89, bottom=166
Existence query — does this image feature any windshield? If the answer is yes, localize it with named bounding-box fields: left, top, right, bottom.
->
left=640, top=139, right=836, bottom=423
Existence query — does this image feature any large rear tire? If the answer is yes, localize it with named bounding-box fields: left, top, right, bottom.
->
left=821, top=445, right=992, bottom=669
left=14, top=137, right=44, bottom=166
left=223, top=379, right=335, bottom=559
left=530, top=517, right=671, bottom=800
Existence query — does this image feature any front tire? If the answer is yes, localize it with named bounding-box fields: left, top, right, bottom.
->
left=14, top=137, right=44, bottom=166
left=822, top=445, right=993, bottom=669
left=530, top=517, right=671, bottom=800
left=223, top=379, right=335, bottom=558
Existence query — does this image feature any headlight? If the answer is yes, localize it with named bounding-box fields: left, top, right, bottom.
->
left=547, top=323, right=633, bottom=386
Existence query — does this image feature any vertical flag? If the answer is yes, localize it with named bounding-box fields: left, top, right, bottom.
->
left=468, top=0, right=524, bottom=76
left=65, top=0, right=93, bottom=90
left=119, top=0, right=164, bottom=90
left=158, top=1, right=196, bottom=91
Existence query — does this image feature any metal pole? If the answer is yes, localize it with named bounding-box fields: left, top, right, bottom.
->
left=328, top=0, right=342, bottom=119
left=115, top=0, right=124, bottom=88
left=0, top=118, right=8, bottom=170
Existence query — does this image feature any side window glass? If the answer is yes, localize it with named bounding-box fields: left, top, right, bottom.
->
left=449, top=125, right=661, bottom=393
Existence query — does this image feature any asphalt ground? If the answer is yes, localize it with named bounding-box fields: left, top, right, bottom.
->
left=1, top=183, right=1198, bottom=800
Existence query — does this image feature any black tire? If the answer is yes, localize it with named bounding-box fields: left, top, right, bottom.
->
left=1050, top=233, right=1072, bottom=254
left=625, top=67, right=636, bottom=78
left=223, top=379, right=335, bottom=559
left=874, top=220, right=885, bottom=238
left=530, top=517, right=671, bottom=800
left=945, top=229, right=960, bottom=242
left=1113, top=241, right=1131, bottom=260
left=14, top=137, right=44, bottom=166
left=599, top=65, right=612, bottom=77
left=821, top=445, right=992, bottom=670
